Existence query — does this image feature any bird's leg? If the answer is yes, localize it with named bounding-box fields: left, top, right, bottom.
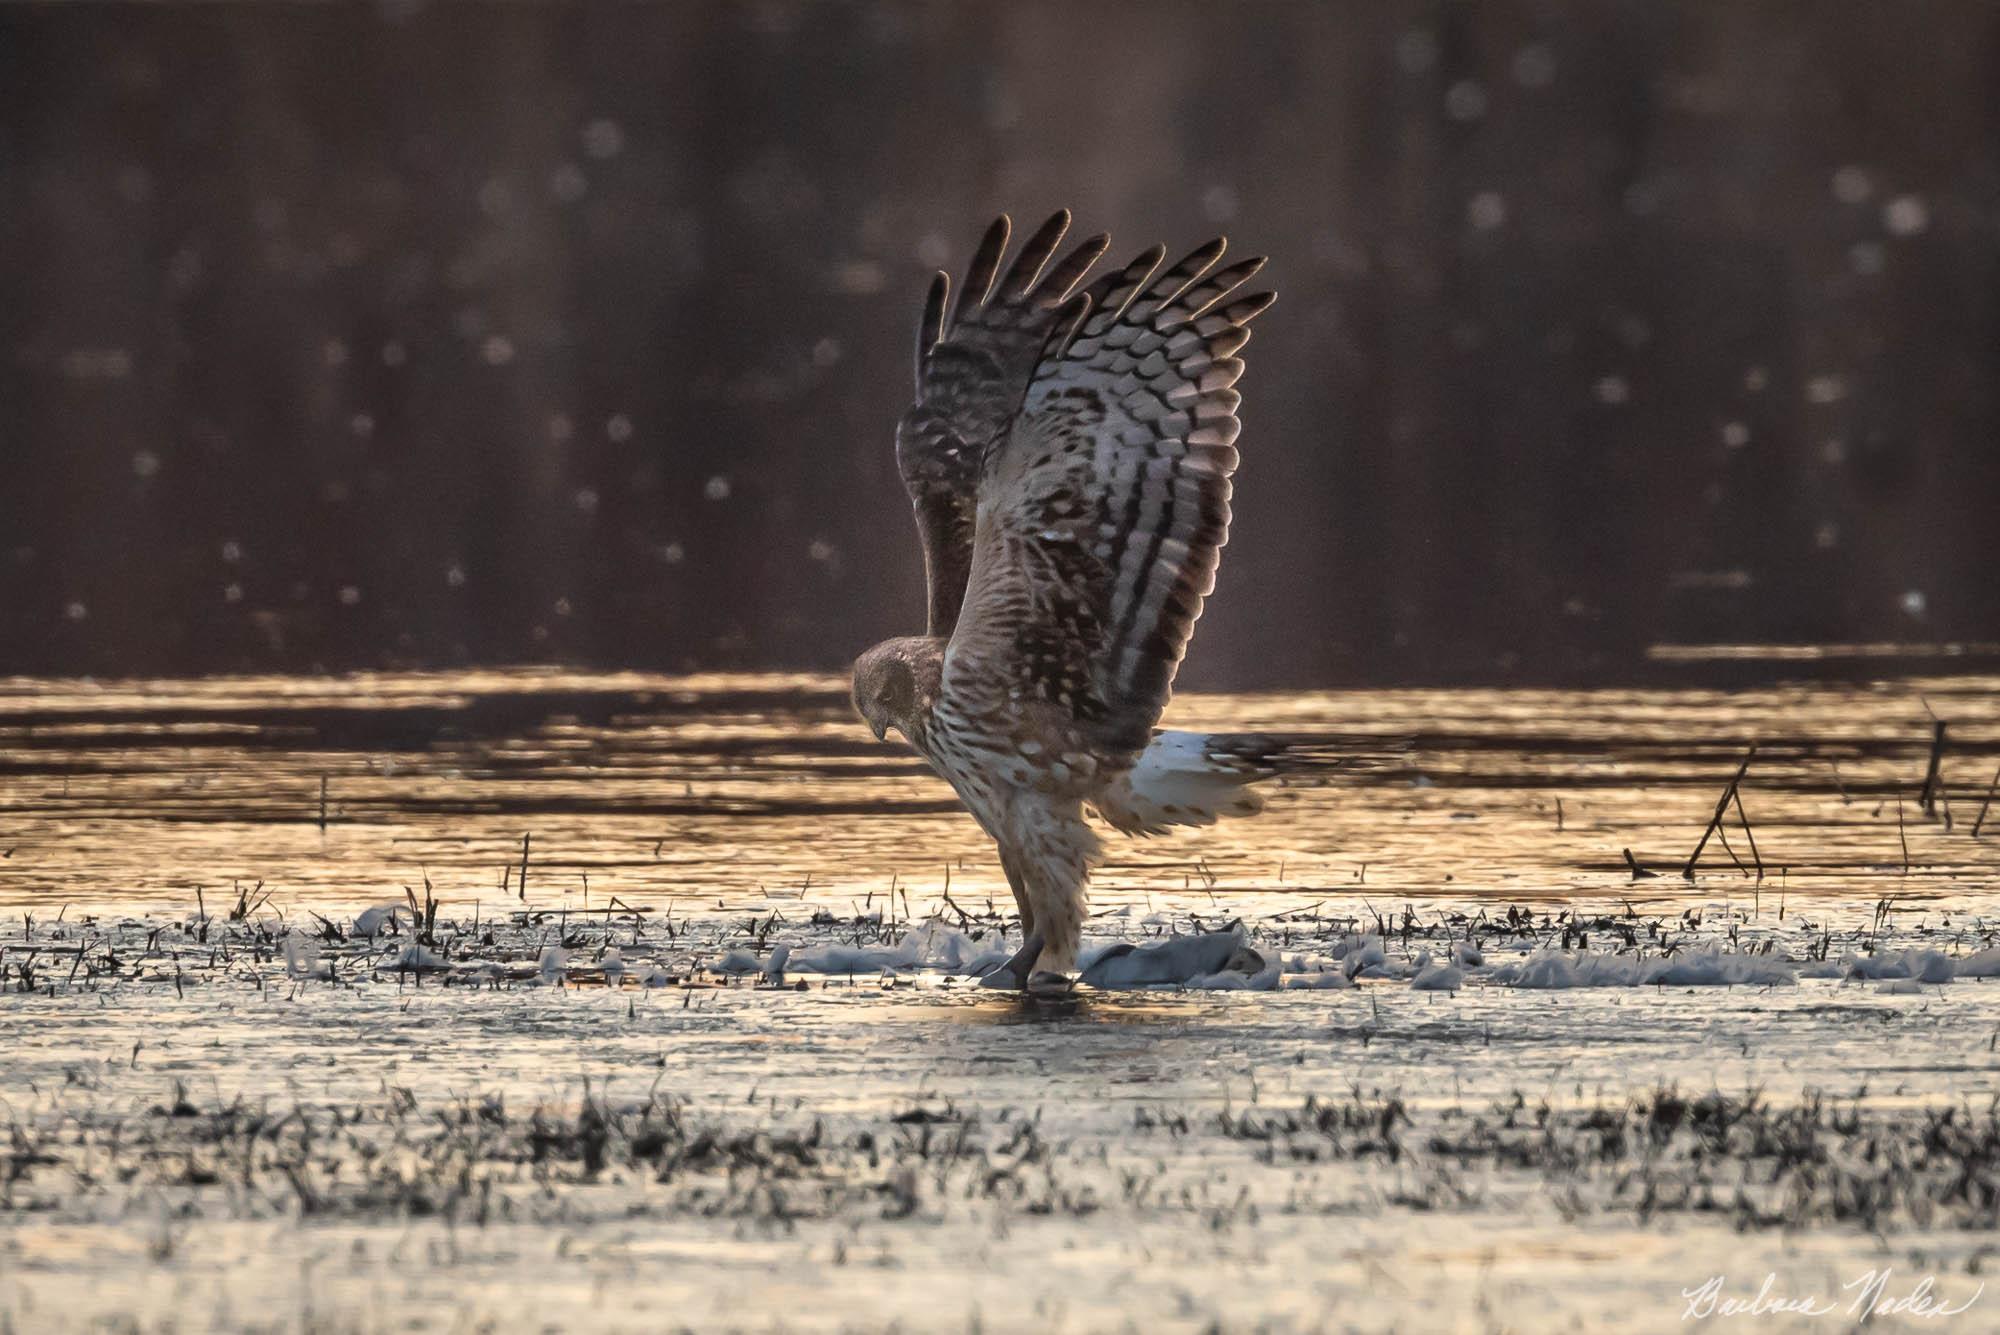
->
left=996, top=930, right=1046, bottom=992
left=1001, top=855, right=1037, bottom=944
left=990, top=818, right=1090, bottom=993
left=1029, top=867, right=1084, bottom=980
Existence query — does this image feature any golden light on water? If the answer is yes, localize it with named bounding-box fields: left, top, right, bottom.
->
left=1648, top=641, right=2000, bottom=661
left=1, top=670, right=1996, bottom=925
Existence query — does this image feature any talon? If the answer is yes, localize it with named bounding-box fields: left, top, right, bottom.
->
left=1026, top=969, right=1074, bottom=998
left=997, top=931, right=1045, bottom=991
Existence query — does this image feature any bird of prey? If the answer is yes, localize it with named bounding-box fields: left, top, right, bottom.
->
left=852, top=209, right=1311, bottom=990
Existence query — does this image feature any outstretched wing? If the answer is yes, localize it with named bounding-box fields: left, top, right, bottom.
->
left=943, top=235, right=1273, bottom=762
left=897, top=212, right=1109, bottom=637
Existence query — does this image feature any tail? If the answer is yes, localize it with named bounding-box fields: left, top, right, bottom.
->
left=1090, top=730, right=1405, bottom=836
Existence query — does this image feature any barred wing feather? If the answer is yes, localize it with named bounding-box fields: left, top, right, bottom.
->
left=897, top=212, right=1109, bottom=637
left=944, top=232, right=1274, bottom=762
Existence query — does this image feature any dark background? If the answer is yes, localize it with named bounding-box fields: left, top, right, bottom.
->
left=3, top=1, right=1996, bottom=686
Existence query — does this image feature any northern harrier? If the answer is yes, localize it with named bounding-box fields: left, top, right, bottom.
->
left=853, top=210, right=1312, bottom=990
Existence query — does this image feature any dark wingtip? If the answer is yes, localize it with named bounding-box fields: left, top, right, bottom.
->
left=949, top=215, right=1012, bottom=328
left=1049, top=289, right=1096, bottom=357
left=1230, top=291, right=1277, bottom=323
left=1182, top=236, right=1228, bottom=272
left=1041, top=231, right=1112, bottom=302
left=915, top=269, right=949, bottom=388
left=1001, top=209, right=1073, bottom=298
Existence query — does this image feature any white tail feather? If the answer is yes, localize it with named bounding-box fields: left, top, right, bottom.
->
left=1091, top=730, right=1267, bottom=836
left=1090, top=728, right=1403, bottom=836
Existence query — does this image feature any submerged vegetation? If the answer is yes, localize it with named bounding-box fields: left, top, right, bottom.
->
left=5, top=897, right=2000, bottom=1243
left=6, top=1075, right=2000, bottom=1243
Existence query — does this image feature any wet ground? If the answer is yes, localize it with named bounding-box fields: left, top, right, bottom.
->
left=3, top=669, right=2000, bottom=1332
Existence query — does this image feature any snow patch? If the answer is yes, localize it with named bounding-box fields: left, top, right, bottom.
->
left=1844, top=949, right=1956, bottom=984
left=1489, top=949, right=1793, bottom=989
left=1411, top=962, right=1465, bottom=992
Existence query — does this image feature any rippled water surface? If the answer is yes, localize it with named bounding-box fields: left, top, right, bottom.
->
left=2, top=669, right=1997, bottom=921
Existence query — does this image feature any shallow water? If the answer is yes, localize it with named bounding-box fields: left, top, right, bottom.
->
left=3, top=668, right=1998, bottom=922
left=6, top=908, right=2000, bottom=1334
left=5, top=669, right=2000, bottom=1333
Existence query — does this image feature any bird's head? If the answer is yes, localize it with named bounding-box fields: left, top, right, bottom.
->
left=851, top=636, right=943, bottom=744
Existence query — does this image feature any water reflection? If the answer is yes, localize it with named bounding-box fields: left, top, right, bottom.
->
left=930, top=990, right=1203, bottom=1028
left=0, top=669, right=1996, bottom=923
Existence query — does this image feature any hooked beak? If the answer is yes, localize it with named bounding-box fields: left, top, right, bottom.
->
left=869, top=719, right=888, bottom=743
